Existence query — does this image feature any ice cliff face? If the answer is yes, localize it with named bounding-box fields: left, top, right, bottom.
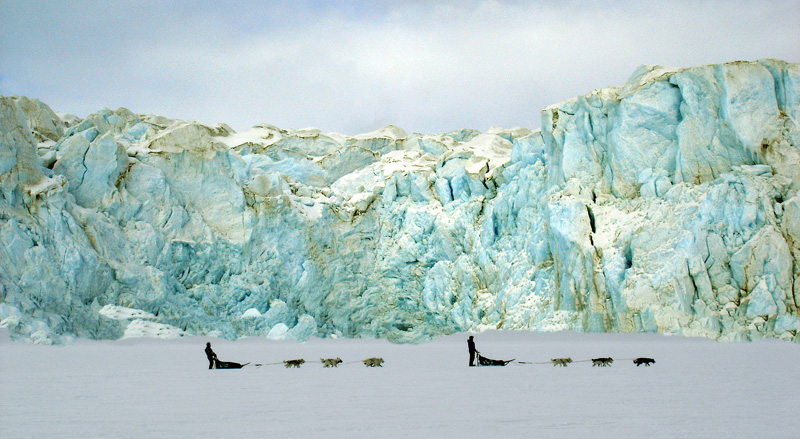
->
left=1, top=60, right=799, bottom=344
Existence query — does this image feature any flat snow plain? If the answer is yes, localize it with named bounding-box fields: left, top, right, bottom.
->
left=2, top=329, right=798, bottom=439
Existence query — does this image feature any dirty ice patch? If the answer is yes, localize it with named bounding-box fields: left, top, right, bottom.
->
left=99, top=305, right=157, bottom=321
left=123, top=319, right=186, bottom=339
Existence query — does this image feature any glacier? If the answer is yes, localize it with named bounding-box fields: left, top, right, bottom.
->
left=1, top=59, right=798, bottom=344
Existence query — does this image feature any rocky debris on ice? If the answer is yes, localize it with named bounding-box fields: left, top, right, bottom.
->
left=0, top=59, right=799, bottom=344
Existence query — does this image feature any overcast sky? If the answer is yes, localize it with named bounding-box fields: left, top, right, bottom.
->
left=2, top=0, right=798, bottom=135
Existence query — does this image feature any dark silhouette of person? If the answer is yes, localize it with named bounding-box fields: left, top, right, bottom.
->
left=467, top=335, right=477, bottom=366
left=205, top=342, right=218, bottom=369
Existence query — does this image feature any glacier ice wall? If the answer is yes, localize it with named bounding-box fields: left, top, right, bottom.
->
left=1, top=60, right=799, bottom=344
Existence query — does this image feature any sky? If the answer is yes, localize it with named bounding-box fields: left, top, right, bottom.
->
left=1, top=0, right=799, bottom=135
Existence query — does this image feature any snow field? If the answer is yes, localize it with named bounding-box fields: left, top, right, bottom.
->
left=2, top=330, right=799, bottom=439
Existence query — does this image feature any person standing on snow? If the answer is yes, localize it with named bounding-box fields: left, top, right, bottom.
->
left=205, top=342, right=218, bottom=369
left=467, top=335, right=477, bottom=366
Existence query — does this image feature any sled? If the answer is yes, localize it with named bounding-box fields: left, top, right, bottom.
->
left=477, top=353, right=514, bottom=366
left=215, top=361, right=249, bottom=369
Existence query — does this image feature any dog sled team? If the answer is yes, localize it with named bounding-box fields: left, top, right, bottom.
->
left=205, top=343, right=384, bottom=369
left=468, top=335, right=655, bottom=368
left=281, top=357, right=383, bottom=368
left=204, top=337, right=656, bottom=370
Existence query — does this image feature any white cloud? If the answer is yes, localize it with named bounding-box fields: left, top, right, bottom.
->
left=1, top=0, right=798, bottom=135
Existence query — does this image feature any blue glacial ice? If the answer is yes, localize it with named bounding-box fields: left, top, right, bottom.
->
left=1, top=59, right=799, bottom=344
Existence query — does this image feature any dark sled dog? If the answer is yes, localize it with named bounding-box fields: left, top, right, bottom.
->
left=284, top=359, right=305, bottom=368
left=633, top=357, right=656, bottom=366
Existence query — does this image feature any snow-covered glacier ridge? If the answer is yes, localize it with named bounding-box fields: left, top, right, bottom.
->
left=1, top=59, right=799, bottom=344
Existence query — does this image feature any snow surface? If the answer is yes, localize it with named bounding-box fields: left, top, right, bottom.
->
left=2, top=329, right=798, bottom=439
left=1, top=59, right=800, bottom=345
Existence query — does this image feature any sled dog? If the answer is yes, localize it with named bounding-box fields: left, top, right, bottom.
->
left=284, top=359, right=305, bottom=368
left=551, top=358, right=572, bottom=367
left=363, top=357, right=384, bottom=367
left=321, top=358, right=343, bottom=368
left=591, top=357, right=614, bottom=367
left=633, top=357, right=655, bottom=366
